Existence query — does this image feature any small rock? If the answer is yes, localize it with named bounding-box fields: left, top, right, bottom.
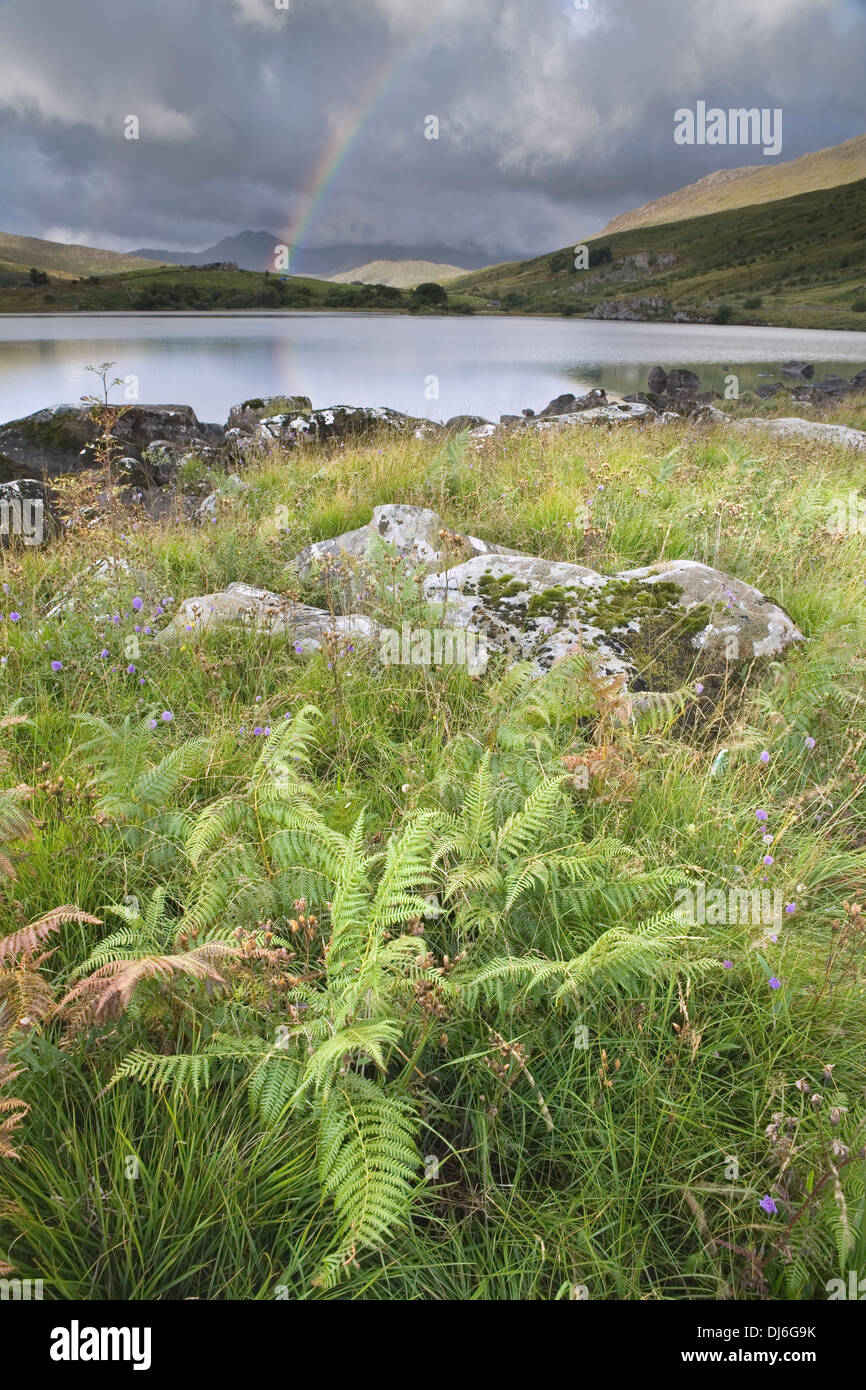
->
left=444, top=415, right=491, bottom=431
left=226, top=395, right=312, bottom=432
left=537, top=389, right=607, bottom=419
left=731, top=417, right=866, bottom=452
left=666, top=368, right=702, bottom=396
left=0, top=478, right=59, bottom=547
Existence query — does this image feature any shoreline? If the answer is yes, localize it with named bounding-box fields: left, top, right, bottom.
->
left=0, top=308, right=863, bottom=332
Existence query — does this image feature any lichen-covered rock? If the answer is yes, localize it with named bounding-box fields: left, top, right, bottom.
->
left=466, top=400, right=654, bottom=442
left=290, top=503, right=523, bottom=583
left=731, top=416, right=866, bottom=452
left=422, top=551, right=802, bottom=679
left=0, top=403, right=219, bottom=484
left=0, top=404, right=97, bottom=481
left=0, top=478, right=60, bottom=546
left=526, top=401, right=654, bottom=431
left=161, top=505, right=802, bottom=692
left=537, top=389, right=608, bottom=418
left=230, top=404, right=430, bottom=459
left=226, top=396, right=313, bottom=432
left=157, top=582, right=375, bottom=649
left=615, top=560, right=802, bottom=661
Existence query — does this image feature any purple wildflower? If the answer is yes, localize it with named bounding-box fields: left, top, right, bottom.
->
left=50, top=660, right=63, bottom=672
left=804, top=736, right=815, bottom=750
left=722, top=960, right=733, bottom=969
left=759, top=750, right=770, bottom=763
left=160, top=710, right=173, bottom=722
left=132, top=597, right=143, bottom=611
left=759, top=1195, right=778, bottom=1215
left=785, top=902, right=796, bottom=914
left=755, top=809, right=767, bottom=822
left=768, top=976, right=782, bottom=990
left=9, top=613, right=20, bottom=623
left=763, top=854, right=774, bottom=866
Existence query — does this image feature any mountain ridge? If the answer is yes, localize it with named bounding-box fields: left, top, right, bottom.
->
left=129, top=232, right=514, bottom=278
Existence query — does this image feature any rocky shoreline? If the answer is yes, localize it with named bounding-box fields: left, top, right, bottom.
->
left=1, top=362, right=865, bottom=530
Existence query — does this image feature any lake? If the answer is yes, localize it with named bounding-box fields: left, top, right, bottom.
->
left=1, top=312, right=865, bottom=426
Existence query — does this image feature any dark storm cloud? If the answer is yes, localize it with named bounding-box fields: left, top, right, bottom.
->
left=0, top=0, right=863, bottom=256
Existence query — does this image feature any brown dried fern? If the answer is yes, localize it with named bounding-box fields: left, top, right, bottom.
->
left=0, top=1046, right=29, bottom=1160
left=0, top=906, right=102, bottom=966
left=59, top=942, right=242, bottom=1027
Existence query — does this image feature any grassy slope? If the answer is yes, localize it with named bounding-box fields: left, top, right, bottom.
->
left=454, top=177, right=866, bottom=330
left=0, top=264, right=482, bottom=313
left=330, top=260, right=469, bottom=287
left=0, top=230, right=164, bottom=279
left=0, top=398, right=865, bottom=1298
left=0, top=265, right=355, bottom=311
left=601, top=133, right=866, bottom=236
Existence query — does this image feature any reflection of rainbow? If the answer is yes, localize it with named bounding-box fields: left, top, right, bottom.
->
left=280, top=25, right=435, bottom=271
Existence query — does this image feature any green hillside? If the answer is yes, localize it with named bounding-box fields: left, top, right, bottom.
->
left=0, top=262, right=484, bottom=313
left=0, top=229, right=164, bottom=279
left=601, top=132, right=866, bottom=236
left=454, top=177, right=866, bottom=330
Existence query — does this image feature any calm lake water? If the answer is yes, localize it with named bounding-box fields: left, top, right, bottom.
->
left=1, top=312, right=865, bottom=426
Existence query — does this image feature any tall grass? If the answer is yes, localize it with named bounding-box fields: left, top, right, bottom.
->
left=1, top=409, right=865, bottom=1299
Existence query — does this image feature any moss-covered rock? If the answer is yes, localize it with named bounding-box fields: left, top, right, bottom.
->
left=424, top=551, right=802, bottom=684
left=0, top=403, right=219, bottom=484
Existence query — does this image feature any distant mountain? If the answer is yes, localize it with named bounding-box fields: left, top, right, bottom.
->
left=0, top=230, right=164, bottom=279
left=600, top=132, right=866, bottom=236
left=129, top=231, right=515, bottom=277
left=329, top=260, right=468, bottom=288
left=130, top=231, right=282, bottom=272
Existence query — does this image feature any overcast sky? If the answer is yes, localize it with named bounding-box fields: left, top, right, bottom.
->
left=0, top=0, right=863, bottom=258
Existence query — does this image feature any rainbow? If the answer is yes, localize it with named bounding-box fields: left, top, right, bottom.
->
left=280, top=24, right=436, bottom=270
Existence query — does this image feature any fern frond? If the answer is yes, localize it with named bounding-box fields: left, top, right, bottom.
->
left=108, top=1048, right=212, bottom=1097
left=313, top=1073, right=421, bottom=1286
left=0, top=907, right=101, bottom=965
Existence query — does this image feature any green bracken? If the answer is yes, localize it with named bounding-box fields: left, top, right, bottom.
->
left=0, top=398, right=865, bottom=1300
